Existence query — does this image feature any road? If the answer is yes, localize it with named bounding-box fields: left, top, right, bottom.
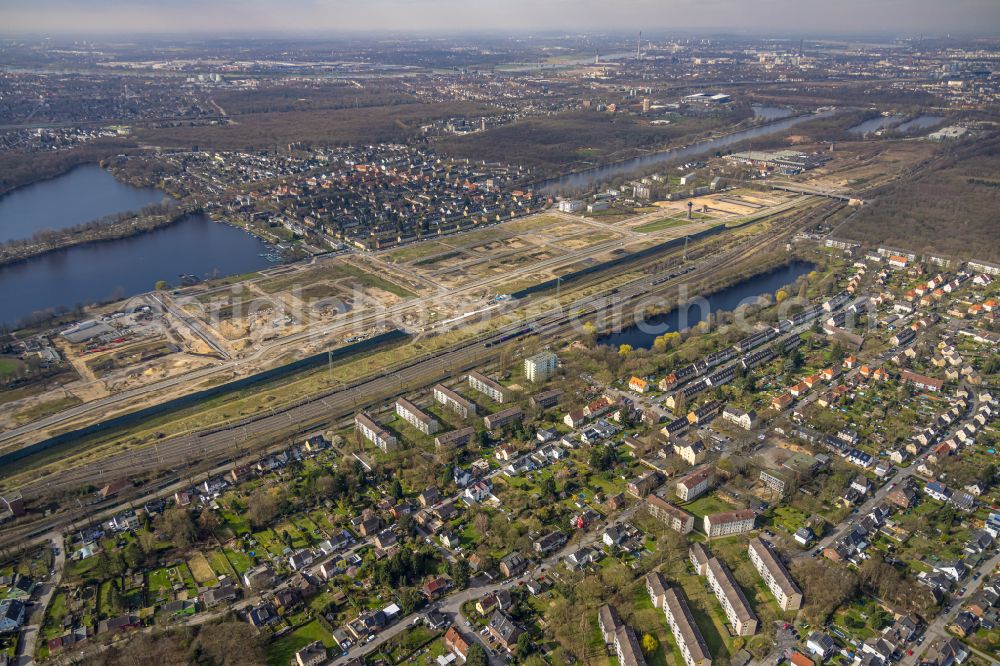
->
left=13, top=532, right=65, bottom=666
left=0, top=194, right=824, bottom=453
left=901, top=550, right=1000, bottom=666
left=0, top=212, right=805, bottom=518
left=335, top=504, right=640, bottom=666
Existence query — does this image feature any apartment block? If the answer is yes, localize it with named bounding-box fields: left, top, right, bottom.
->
left=646, top=495, right=695, bottom=534
left=395, top=398, right=440, bottom=435
left=355, top=412, right=397, bottom=452
left=524, top=351, right=558, bottom=383
left=705, top=557, right=758, bottom=636
left=434, top=426, right=476, bottom=449
left=468, top=371, right=511, bottom=403
left=704, top=509, right=755, bottom=538
left=748, top=537, right=803, bottom=611
left=676, top=466, right=714, bottom=501
left=662, top=587, right=713, bottom=666
left=484, top=406, right=523, bottom=430
left=433, top=384, right=477, bottom=419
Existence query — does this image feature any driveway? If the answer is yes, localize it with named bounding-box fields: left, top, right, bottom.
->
left=14, top=532, right=65, bottom=666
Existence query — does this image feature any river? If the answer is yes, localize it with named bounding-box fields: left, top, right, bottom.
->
left=0, top=164, right=172, bottom=243
left=538, top=109, right=836, bottom=193
left=0, top=166, right=278, bottom=327
left=752, top=105, right=795, bottom=120
left=599, top=260, right=815, bottom=349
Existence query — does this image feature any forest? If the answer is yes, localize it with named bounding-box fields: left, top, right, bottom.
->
left=435, top=108, right=751, bottom=176
left=133, top=100, right=491, bottom=152
left=839, top=133, right=1000, bottom=262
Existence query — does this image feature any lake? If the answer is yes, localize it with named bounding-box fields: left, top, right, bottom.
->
left=0, top=164, right=172, bottom=243
left=538, top=109, right=836, bottom=193
left=896, top=115, right=945, bottom=133
left=847, top=114, right=905, bottom=136
left=599, top=260, right=815, bottom=349
left=0, top=211, right=275, bottom=328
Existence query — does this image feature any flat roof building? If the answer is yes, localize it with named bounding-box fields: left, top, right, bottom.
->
left=524, top=351, right=559, bottom=383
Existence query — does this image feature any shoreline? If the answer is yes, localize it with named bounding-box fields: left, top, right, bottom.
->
left=0, top=206, right=197, bottom=269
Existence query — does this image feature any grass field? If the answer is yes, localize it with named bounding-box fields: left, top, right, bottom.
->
left=14, top=395, right=83, bottom=424
left=188, top=552, right=218, bottom=587
left=384, top=241, right=451, bottom=264
left=682, top=494, right=732, bottom=521
left=634, top=217, right=695, bottom=233
left=0, top=357, right=24, bottom=379
left=265, top=620, right=337, bottom=666
left=257, top=261, right=415, bottom=299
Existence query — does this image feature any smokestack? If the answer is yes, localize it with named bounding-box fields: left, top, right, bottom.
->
left=637, top=31, right=642, bottom=60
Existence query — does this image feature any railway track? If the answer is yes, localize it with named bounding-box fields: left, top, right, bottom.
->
left=0, top=203, right=833, bottom=546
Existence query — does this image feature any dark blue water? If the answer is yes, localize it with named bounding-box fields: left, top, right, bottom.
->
left=600, top=261, right=815, bottom=349
left=538, top=110, right=836, bottom=193
left=0, top=213, right=274, bottom=327
left=0, top=164, right=172, bottom=243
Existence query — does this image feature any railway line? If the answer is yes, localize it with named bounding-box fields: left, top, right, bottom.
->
left=0, top=201, right=835, bottom=547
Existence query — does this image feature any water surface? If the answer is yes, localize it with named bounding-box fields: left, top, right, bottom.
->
left=0, top=164, right=172, bottom=243
left=600, top=261, right=815, bottom=349
left=0, top=213, right=274, bottom=327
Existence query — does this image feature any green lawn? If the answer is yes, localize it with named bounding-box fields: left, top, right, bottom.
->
left=206, top=549, right=239, bottom=581
left=0, top=357, right=24, bottom=379
left=635, top=217, right=695, bottom=234
left=265, top=620, right=336, bottom=666
left=682, top=494, right=732, bottom=520
left=223, top=547, right=254, bottom=576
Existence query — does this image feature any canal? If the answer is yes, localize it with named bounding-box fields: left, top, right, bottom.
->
left=538, top=109, right=836, bottom=193
left=599, top=260, right=815, bottom=349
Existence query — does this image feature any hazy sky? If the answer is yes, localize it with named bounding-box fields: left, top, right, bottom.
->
left=3, top=0, right=1000, bottom=36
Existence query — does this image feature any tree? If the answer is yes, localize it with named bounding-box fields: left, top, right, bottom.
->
left=247, top=489, right=279, bottom=530
left=161, top=507, right=198, bottom=547
left=450, top=558, right=471, bottom=589
left=198, top=510, right=219, bottom=539
left=541, top=476, right=558, bottom=501
left=775, top=288, right=789, bottom=303
left=618, top=344, right=633, bottom=358
left=517, top=632, right=533, bottom=656
left=390, top=478, right=404, bottom=500
left=474, top=512, right=490, bottom=537
left=400, top=587, right=424, bottom=614
left=123, top=542, right=144, bottom=570
left=154, top=280, right=169, bottom=291
left=466, top=644, right=488, bottom=666
left=192, top=621, right=267, bottom=665
left=589, top=444, right=617, bottom=472
left=641, top=634, right=659, bottom=655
